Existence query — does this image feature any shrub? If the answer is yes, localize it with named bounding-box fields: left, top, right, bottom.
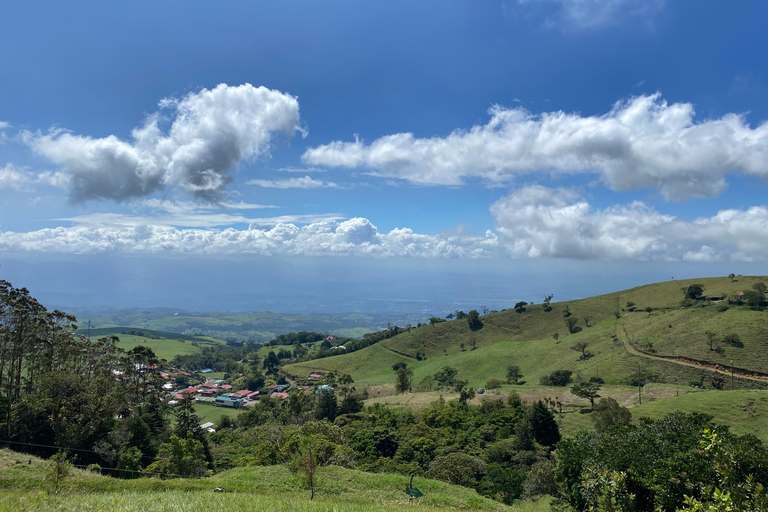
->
left=485, top=378, right=503, bottom=390
left=540, top=370, right=573, bottom=387
left=428, top=453, right=487, bottom=488
left=589, top=376, right=605, bottom=384
left=723, top=333, right=743, bottom=348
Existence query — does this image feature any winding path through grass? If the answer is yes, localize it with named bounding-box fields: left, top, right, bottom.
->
left=621, top=326, right=768, bottom=382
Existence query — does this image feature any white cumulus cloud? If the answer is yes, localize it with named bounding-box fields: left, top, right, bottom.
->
left=24, top=83, right=302, bottom=202
left=303, top=93, right=768, bottom=201
left=491, top=185, right=768, bottom=261
left=0, top=217, right=500, bottom=258
left=0, top=164, right=70, bottom=191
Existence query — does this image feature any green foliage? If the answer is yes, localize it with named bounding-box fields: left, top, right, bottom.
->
left=591, top=398, right=631, bottom=432
left=485, top=378, right=503, bottom=390
left=743, top=289, right=766, bottom=310
left=290, top=435, right=322, bottom=499
left=564, top=317, right=579, bottom=334
left=506, top=365, right=523, bottom=384
left=542, top=294, right=554, bottom=312
left=527, top=401, right=560, bottom=448
left=144, top=434, right=209, bottom=478
left=678, top=430, right=768, bottom=511
left=428, top=453, right=487, bottom=488
left=570, top=341, right=590, bottom=359
left=514, top=301, right=528, bottom=313
left=466, top=310, right=483, bottom=331
left=47, top=451, right=71, bottom=494
left=433, top=366, right=459, bottom=388
left=539, top=370, right=572, bottom=387
left=395, top=367, right=413, bottom=394
left=555, top=412, right=768, bottom=512
left=570, top=382, right=601, bottom=408
left=523, top=459, right=557, bottom=498
left=116, top=447, right=143, bottom=479
left=686, top=284, right=705, bottom=300
left=315, top=389, right=338, bottom=422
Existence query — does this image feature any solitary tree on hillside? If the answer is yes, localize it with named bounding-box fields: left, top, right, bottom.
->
left=571, top=341, right=590, bottom=359
left=543, top=294, right=554, bottom=311
left=506, top=365, right=523, bottom=385
left=563, top=305, right=572, bottom=317
left=582, top=314, right=593, bottom=328
left=728, top=273, right=736, bottom=282
left=686, top=284, right=704, bottom=300
left=552, top=333, right=560, bottom=343
left=466, top=310, right=483, bottom=331
left=570, top=381, right=601, bottom=408
left=445, top=313, right=455, bottom=321
left=395, top=367, right=413, bottom=394
left=514, top=301, right=528, bottom=313
left=565, top=317, right=579, bottom=334
left=753, top=282, right=767, bottom=293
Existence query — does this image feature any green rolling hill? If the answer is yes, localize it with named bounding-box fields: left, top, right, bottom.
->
left=284, top=276, right=768, bottom=439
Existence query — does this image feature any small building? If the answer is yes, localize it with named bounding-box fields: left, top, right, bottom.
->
left=200, top=422, right=215, bottom=433
left=271, top=392, right=289, bottom=399
left=309, top=373, right=324, bottom=380
left=246, top=391, right=260, bottom=400
left=315, top=384, right=334, bottom=394
left=231, top=389, right=250, bottom=399
left=200, top=369, right=213, bottom=373
left=215, top=396, right=243, bottom=408
left=219, top=384, right=233, bottom=391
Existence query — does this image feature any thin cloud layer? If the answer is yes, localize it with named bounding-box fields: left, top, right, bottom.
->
left=516, top=0, right=666, bottom=30
left=246, top=175, right=340, bottom=189
left=25, top=84, right=302, bottom=202
left=0, top=218, right=500, bottom=258
left=491, top=185, right=768, bottom=261
left=304, top=94, right=768, bottom=201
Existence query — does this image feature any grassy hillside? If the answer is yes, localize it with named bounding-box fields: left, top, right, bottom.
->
left=77, top=327, right=229, bottom=360
left=286, top=276, right=768, bottom=391
left=0, top=449, right=533, bottom=512
left=560, top=389, right=768, bottom=440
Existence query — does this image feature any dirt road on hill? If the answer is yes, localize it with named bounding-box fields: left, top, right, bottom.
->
left=621, top=327, right=768, bottom=382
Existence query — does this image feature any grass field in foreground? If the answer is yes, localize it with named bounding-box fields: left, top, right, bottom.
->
left=0, top=449, right=536, bottom=512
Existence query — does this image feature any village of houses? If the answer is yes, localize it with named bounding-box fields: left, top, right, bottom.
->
left=159, top=368, right=329, bottom=432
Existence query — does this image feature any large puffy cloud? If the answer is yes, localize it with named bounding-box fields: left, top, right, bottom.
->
left=491, top=185, right=768, bottom=261
left=25, top=84, right=302, bottom=202
left=0, top=217, right=500, bottom=258
left=304, top=94, right=768, bottom=201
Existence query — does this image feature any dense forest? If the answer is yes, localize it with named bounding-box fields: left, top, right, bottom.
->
left=2, top=279, right=768, bottom=510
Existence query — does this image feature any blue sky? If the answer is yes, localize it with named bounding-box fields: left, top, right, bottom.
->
left=1, top=0, right=767, bottom=312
